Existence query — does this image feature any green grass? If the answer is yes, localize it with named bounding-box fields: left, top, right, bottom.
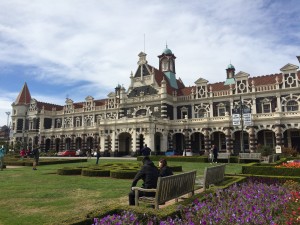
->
left=0, top=158, right=243, bottom=225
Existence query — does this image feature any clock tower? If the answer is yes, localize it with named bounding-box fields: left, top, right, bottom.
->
left=158, top=46, right=178, bottom=89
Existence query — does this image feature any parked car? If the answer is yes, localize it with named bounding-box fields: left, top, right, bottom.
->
left=75, top=149, right=85, bottom=156
left=182, top=149, right=193, bottom=156
left=57, top=150, right=76, bottom=157
left=165, top=149, right=176, bottom=156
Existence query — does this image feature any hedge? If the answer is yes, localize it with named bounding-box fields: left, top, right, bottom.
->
left=81, top=169, right=110, bottom=177
left=57, top=167, right=82, bottom=175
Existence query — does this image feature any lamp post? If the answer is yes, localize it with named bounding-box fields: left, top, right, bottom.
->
left=5, top=112, right=10, bottom=127
left=153, top=117, right=158, bottom=155
left=232, top=96, right=252, bottom=153
left=183, top=115, right=188, bottom=156
left=5, top=112, right=11, bottom=149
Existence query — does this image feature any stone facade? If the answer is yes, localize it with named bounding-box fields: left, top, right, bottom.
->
left=9, top=47, right=300, bottom=156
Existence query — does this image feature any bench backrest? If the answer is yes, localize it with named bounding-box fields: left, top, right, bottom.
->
left=250, top=153, right=262, bottom=159
left=239, top=153, right=250, bottom=158
left=218, top=153, right=230, bottom=158
left=203, top=164, right=226, bottom=189
left=155, top=170, right=197, bottom=204
left=239, top=153, right=261, bottom=159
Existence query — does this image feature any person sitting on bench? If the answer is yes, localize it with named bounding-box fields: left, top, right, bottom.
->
left=128, top=156, right=159, bottom=205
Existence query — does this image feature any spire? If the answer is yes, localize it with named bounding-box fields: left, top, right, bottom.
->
left=15, top=82, right=31, bottom=105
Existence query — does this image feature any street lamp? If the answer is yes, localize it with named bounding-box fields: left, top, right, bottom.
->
left=5, top=112, right=11, bottom=149
left=5, top=112, right=11, bottom=127
left=182, top=115, right=188, bottom=156
left=153, top=117, right=158, bottom=155
left=232, top=96, right=251, bottom=153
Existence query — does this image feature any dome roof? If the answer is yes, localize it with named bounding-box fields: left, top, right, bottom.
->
left=163, top=47, right=173, bottom=55
left=227, top=63, right=235, bottom=69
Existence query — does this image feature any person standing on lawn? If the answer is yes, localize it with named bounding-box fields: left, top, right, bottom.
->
left=96, top=146, right=101, bottom=165
left=32, top=146, right=40, bottom=170
left=141, top=144, right=151, bottom=156
left=0, top=145, right=6, bottom=171
left=212, top=144, right=218, bottom=163
left=128, top=156, right=159, bottom=205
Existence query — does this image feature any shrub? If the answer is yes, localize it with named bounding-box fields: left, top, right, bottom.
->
left=257, top=145, right=274, bottom=156
left=110, top=170, right=138, bottom=179
left=282, top=147, right=298, bottom=157
left=57, top=167, right=82, bottom=175
left=81, top=169, right=110, bottom=177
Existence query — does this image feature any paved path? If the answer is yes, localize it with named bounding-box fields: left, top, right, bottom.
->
left=41, top=156, right=137, bottom=160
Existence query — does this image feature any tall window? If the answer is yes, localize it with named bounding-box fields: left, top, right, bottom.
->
left=286, top=100, right=298, bottom=111
left=180, top=107, right=188, bottom=119
left=196, top=108, right=207, bottom=118
left=218, top=105, right=226, bottom=116
left=265, top=131, right=274, bottom=148
left=262, top=103, right=271, bottom=113
left=56, top=119, right=61, bottom=128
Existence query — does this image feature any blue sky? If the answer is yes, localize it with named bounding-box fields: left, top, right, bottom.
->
left=0, top=0, right=300, bottom=126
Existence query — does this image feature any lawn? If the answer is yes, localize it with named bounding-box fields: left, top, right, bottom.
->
left=0, top=158, right=243, bottom=225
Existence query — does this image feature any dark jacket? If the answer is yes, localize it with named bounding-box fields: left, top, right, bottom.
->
left=213, top=146, right=218, bottom=157
left=32, top=148, right=40, bottom=159
left=141, top=146, right=151, bottom=156
left=131, top=159, right=159, bottom=189
left=159, top=166, right=173, bottom=177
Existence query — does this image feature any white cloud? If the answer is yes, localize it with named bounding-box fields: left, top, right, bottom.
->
left=0, top=0, right=299, bottom=125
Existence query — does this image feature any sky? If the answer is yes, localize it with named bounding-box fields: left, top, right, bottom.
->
left=0, top=0, right=300, bottom=126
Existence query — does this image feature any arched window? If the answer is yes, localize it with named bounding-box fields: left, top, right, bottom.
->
left=196, top=108, right=207, bottom=118
left=86, top=119, right=91, bottom=127
left=286, top=100, right=298, bottom=111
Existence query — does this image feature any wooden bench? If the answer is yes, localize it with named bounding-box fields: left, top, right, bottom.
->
left=132, top=170, right=197, bottom=209
left=238, top=153, right=263, bottom=163
left=198, top=164, right=226, bottom=191
left=217, top=152, right=231, bottom=163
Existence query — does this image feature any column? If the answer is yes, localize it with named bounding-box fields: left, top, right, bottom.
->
left=71, top=135, right=75, bottom=150
left=274, top=124, right=283, bottom=147
left=82, top=134, right=87, bottom=151
left=249, top=126, right=257, bottom=152
left=60, top=135, right=65, bottom=151
left=224, top=127, right=232, bottom=153
left=203, top=127, right=211, bottom=154
left=168, top=132, right=173, bottom=150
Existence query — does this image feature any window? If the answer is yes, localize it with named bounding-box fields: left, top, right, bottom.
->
left=56, top=119, right=61, bottom=128
left=218, top=107, right=226, bottom=116
left=86, top=119, right=91, bottom=127
left=180, top=107, right=188, bottom=119
left=265, top=131, right=274, bottom=148
left=286, top=100, right=298, bottom=111
left=262, top=103, right=271, bottom=113
left=76, top=119, right=81, bottom=127
left=196, top=108, right=207, bottom=118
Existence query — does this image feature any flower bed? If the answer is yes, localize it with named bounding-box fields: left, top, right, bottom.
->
left=93, top=178, right=300, bottom=225
left=276, top=160, right=300, bottom=168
